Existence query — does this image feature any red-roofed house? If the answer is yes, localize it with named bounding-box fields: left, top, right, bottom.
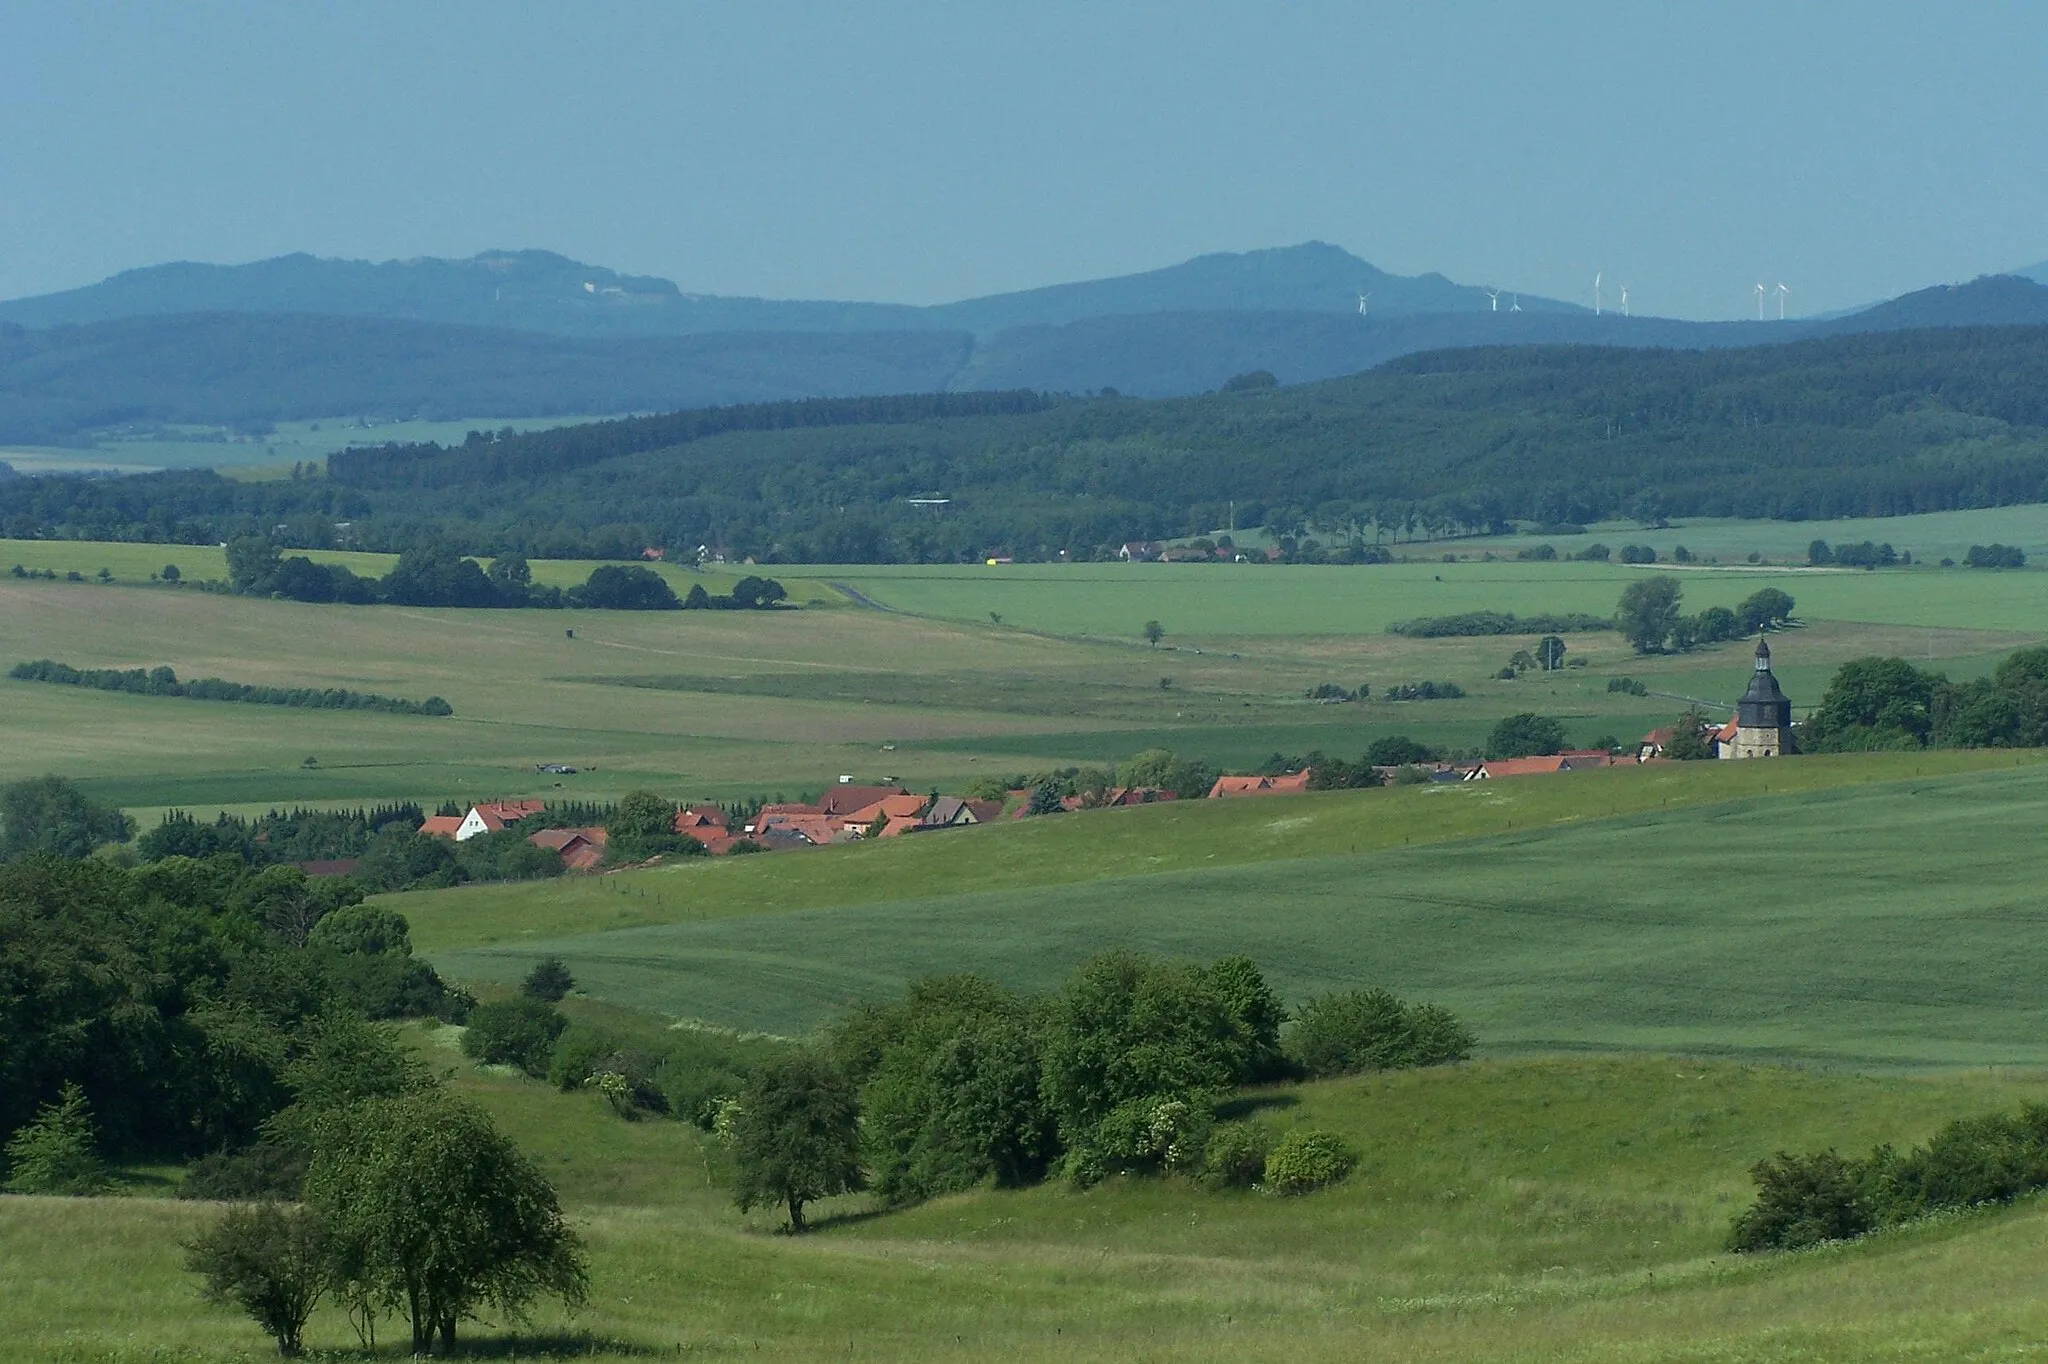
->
left=455, top=800, right=547, bottom=841
left=816, top=784, right=908, bottom=819
left=674, top=806, right=739, bottom=854
left=418, top=815, right=465, bottom=839
left=1470, top=755, right=1599, bottom=779
left=528, top=826, right=608, bottom=872
left=1208, top=770, right=1313, bottom=799
left=1101, top=786, right=1178, bottom=807
left=843, top=793, right=929, bottom=832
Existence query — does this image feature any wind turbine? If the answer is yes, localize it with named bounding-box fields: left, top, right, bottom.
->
left=1510, top=293, right=1522, bottom=312
left=1620, top=285, right=1629, bottom=318
left=1484, top=289, right=1500, bottom=312
left=1775, top=282, right=1789, bottom=320
left=1594, top=271, right=1603, bottom=316
left=1755, top=283, right=1767, bottom=321
left=1356, top=292, right=1370, bottom=317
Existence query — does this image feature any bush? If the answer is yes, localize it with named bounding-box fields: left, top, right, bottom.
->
left=1286, top=989, right=1473, bottom=1077
left=523, top=955, right=574, bottom=1002
left=1965, top=543, right=2027, bottom=569
left=1066, top=1097, right=1213, bottom=1187
left=180, top=1142, right=307, bottom=1201
left=184, top=1201, right=328, bottom=1357
left=460, top=998, right=568, bottom=1076
left=3, top=1083, right=109, bottom=1195
left=1727, top=1150, right=1871, bottom=1252
left=1201, top=1121, right=1274, bottom=1190
left=1262, top=1128, right=1357, bottom=1195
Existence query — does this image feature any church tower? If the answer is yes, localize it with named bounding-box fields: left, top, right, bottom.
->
left=1733, top=638, right=1794, bottom=758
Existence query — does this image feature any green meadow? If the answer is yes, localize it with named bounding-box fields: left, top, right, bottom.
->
left=13, top=1033, right=2048, bottom=1358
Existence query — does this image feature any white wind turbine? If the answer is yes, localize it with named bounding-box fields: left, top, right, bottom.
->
left=1484, top=288, right=1501, bottom=312
left=1510, top=293, right=1522, bottom=312
left=1357, top=292, right=1370, bottom=316
left=1755, top=282, right=1767, bottom=320
left=1594, top=271, right=1603, bottom=316
left=1775, top=282, right=1790, bottom=320
left=1620, top=284, right=1629, bottom=317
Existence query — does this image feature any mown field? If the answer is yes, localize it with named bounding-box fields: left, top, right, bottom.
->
left=10, top=1045, right=2048, bottom=1361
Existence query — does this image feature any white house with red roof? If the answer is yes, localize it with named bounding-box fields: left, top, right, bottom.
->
left=454, top=800, right=547, bottom=841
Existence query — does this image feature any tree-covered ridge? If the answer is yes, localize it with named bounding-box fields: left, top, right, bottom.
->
left=10, top=325, right=2048, bottom=561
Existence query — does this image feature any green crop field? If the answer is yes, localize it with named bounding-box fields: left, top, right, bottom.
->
left=789, top=557, right=2048, bottom=637
left=422, top=756, right=2048, bottom=1068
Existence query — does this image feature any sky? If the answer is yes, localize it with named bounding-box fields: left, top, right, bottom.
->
left=3, top=2, right=2045, bottom=320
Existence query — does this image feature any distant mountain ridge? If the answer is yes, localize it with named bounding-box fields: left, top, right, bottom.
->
left=4, top=250, right=2048, bottom=446
left=0, top=242, right=1579, bottom=338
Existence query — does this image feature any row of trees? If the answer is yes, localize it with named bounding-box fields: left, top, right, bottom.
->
left=225, top=536, right=786, bottom=612
left=1615, top=580, right=1795, bottom=653
left=9, top=659, right=451, bottom=716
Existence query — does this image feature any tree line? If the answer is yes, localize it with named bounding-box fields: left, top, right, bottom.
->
left=10, top=659, right=452, bottom=716
left=10, top=325, right=2048, bottom=561
left=221, top=536, right=787, bottom=612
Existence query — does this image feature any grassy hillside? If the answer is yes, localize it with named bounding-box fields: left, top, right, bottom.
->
left=423, top=756, right=2048, bottom=1066
left=10, top=1050, right=2048, bottom=1360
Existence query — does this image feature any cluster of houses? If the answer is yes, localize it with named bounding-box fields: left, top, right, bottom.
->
left=411, top=642, right=1798, bottom=873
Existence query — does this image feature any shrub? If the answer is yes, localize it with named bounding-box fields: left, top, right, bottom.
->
left=180, top=1142, right=307, bottom=1202
left=1262, top=1128, right=1357, bottom=1195
left=184, top=1201, right=328, bottom=1357
left=1067, top=1096, right=1214, bottom=1187
left=1727, top=1150, right=1871, bottom=1252
left=546, top=1025, right=622, bottom=1092
left=1286, top=989, right=1473, bottom=1077
left=523, top=955, right=574, bottom=1002
left=1201, top=1121, right=1274, bottom=1190
left=1965, top=543, right=2027, bottom=569
left=3, top=1083, right=109, bottom=1195
left=460, top=998, right=568, bottom=1076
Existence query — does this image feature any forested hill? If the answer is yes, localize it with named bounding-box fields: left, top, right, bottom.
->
left=10, top=324, right=2048, bottom=562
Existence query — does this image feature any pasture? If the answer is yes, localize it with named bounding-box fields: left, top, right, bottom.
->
left=11, top=1047, right=2048, bottom=1360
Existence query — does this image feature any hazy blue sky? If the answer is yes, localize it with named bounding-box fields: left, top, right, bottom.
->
left=3, top=2, right=2043, bottom=318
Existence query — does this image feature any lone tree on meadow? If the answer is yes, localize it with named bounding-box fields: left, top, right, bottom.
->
left=1616, top=577, right=1684, bottom=653
left=1739, top=588, right=1797, bottom=633
left=1536, top=635, right=1567, bottom=671
left=307, top=1090, right=587, bottom=1355
left=1143, top=620, right=1165, bottom=648
left=729, top=1052, right=865, bottom=1232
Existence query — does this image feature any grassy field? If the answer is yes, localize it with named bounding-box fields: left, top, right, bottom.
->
left=420, top=755, right=2048, bottom=1068
left=1440, top=503, right=2048, bottom=563
left=3, top=542, right=2039, bottom=818
left=796, top=558, right=2048, bottom=637
left=10, top=1047, right=2048, bottom=1360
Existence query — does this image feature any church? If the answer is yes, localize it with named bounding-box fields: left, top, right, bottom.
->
left=1720, top=637, right=1795, bottom=758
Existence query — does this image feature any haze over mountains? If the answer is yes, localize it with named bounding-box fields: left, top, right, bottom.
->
left=4, top=243, right=2048, bottom=446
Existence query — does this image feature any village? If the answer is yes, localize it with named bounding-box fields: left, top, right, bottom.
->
left=413, top=641, right=1797, bottom=873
